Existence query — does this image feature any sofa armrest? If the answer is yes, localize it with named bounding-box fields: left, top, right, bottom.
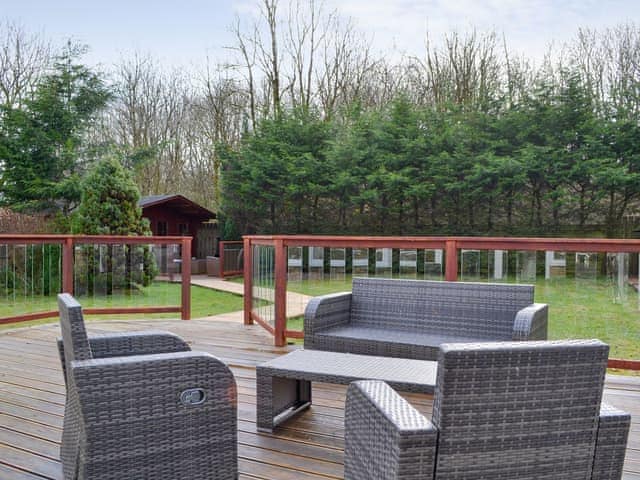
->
left=304, top=292, right=352, bottom=350
left=592, top=403, right=630, bottom=480
left=512, top=303, right=548, bottom=340
left=345, top=381, right=437, bottom=480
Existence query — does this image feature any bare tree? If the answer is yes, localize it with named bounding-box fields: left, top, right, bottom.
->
left=601, top=23, right=640, bottom=119
left=227, top=0, right=384, bottom=120
left=259, top=0, right=282, bottom=116
left=502, top=34, right=534, bottom=109
left=570, top=28, right=607, bottom=113
left=189, top=63, right=248, bottom=208
left=316, top=15, right=377, bottom=116
left=229, top=16, right=259, bottom=129
left=0, top=21, right=51, bottom=109
left=227, top=0, right=283, bottom=120
left=105, top=54, right=191, bottom=195
left=283, top=0, right=327, bottom=109
left=567, top=23, right=640, bottom=118
left=414, top=29, right=502, bottom=110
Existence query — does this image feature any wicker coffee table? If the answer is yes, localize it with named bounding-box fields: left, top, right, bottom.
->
left=256, top=349, right=437, bottom=432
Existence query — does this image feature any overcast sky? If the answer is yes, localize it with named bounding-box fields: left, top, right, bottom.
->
left=3, top=0, right=639, bottom=70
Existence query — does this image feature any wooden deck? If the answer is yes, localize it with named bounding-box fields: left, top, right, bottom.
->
left=1, top=318, right=638, bottom=479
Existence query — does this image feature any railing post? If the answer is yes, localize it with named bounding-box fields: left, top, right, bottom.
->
left=273, top=238, right=287, bottom=347
left=220, top=241, right=226, bottom=279
left=445, top=240, right=458, bottom=281
left=243, top=237, right=253, bottom=325
left=181, top=237, right=191, bottom=320
left=62, top=237, right=74, bottom=294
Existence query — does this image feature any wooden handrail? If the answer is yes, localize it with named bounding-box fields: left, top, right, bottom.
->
left=244, top=234, right=640, bottom=252
left=0, top=234, right=192, bottom=244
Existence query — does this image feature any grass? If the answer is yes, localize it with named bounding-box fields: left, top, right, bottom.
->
left=536, top=278, right=640, bottom=360
left=283, top=275, right=640, bottom=360
left=0, top=282, right=244, bottom=329
left=4, top=273, right=638, bottom=362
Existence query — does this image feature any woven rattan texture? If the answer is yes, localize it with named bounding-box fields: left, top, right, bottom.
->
left=344, top=340, right=631, bottom=480
left=57, top=294, right=238, bottom=479
left=305, top=278, right=548, bottom=360
left=256, top=350, right=436, bottom=431
left=259, top=350, right=436, bottom=391
left=433, top=340, right=608, bottom=478
left=345, top=381, right=437, bottom=480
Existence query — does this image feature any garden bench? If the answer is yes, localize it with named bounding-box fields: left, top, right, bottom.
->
left=304, top=277, right=548, bottom=361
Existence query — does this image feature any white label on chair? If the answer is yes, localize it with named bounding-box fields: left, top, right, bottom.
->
left=180, top=388, right=207, bottom=406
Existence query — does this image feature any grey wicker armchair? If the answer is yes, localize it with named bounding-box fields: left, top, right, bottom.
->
left=56, top=293, right=238, bottom=480
left=344, top=340, right=630, bottom=480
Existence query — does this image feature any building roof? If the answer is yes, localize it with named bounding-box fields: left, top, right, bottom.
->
left=138, top=194, right=216, bottom=220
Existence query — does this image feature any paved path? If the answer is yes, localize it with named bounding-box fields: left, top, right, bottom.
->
left=190, top=274, right=313, bottom=320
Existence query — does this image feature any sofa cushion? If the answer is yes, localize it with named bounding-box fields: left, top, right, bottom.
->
left=313, top=325, right=489, bottom=361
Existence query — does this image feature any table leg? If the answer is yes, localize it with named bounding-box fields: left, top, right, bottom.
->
left=257, top=371, right=312, bottom=432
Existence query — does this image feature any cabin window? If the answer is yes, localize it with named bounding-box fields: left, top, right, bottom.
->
left=157, top=221, right=168, bottom=236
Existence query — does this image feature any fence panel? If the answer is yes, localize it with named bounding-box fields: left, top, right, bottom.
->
left=0, top=235, right=192, bottom=324
left=243, top=235, right=640, bottom=370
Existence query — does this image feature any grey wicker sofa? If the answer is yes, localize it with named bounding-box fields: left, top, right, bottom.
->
left=56, top=293, right=238, bottom=480
left=344, top=340, right=631, bottom=480
left=304, top=277, right=548, bottom=360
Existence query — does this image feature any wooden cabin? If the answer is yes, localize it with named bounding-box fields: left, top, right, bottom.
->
left=139, top=195, right=217, bottom=262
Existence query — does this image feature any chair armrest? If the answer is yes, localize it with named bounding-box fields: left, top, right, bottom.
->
left=71, top=351, right=235, bottom=402
left=88, top=331, right=191, bottom=357
left=304, top=292, right=352, bottom=349
left=512, top=303, right=548, bottom=340
left=69, top=351, right=237, bottom=478
left=345, top=380, right=437, bottom=480
left=592, top=402, right=630, bottom=480
left=57, top=331, right=191, bottom=386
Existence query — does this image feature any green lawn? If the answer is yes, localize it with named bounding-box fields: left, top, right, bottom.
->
left=283, top=276, right=640, bottom=360
left=3, top=274, right=638, bottom=363
left=0, top=282, right=244, bottom=329
left=536, top=278, right=640, bottom=360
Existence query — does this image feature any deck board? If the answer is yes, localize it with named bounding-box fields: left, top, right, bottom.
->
left=0, top=319, right=638, bottom=479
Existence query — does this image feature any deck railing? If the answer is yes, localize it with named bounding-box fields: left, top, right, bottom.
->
left=220, top=241, right=244, bottom=278
left=0, top=234, right=192, bottom=324
left=243, top=235, right=640, bottom=370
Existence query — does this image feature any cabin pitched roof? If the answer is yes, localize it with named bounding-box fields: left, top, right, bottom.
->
left=138, top=195, right=216, bottom=220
